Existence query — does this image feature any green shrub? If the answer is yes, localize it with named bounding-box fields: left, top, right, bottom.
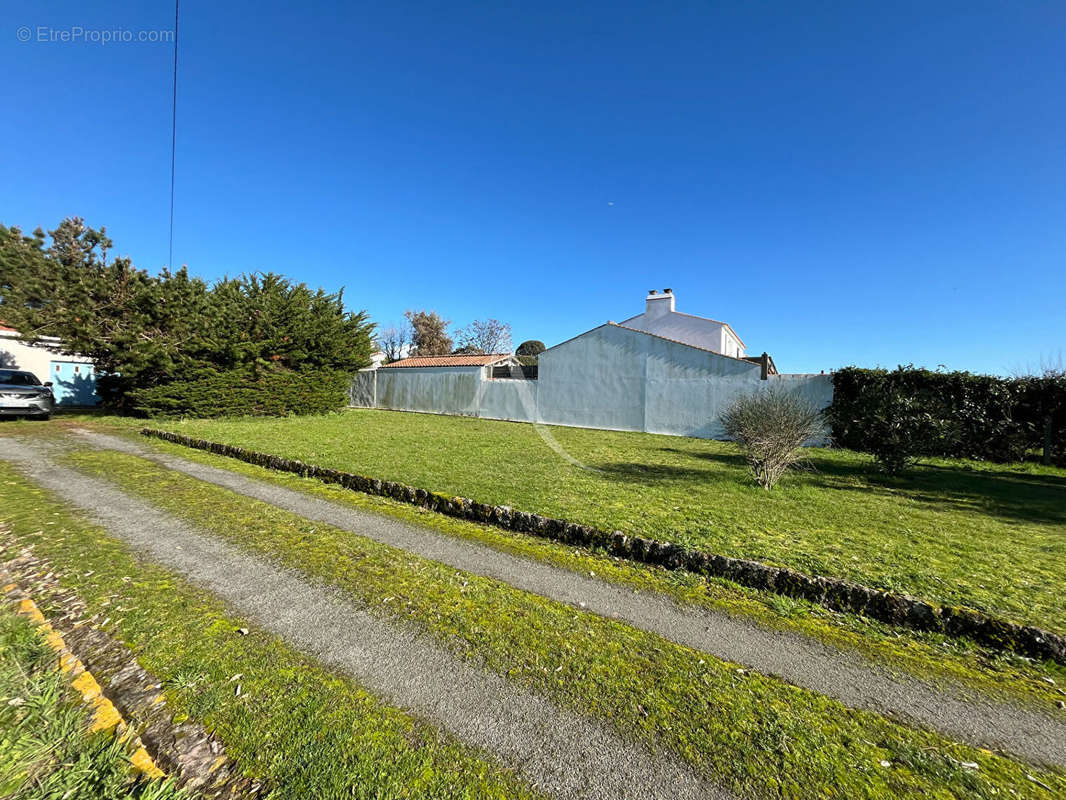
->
left=721, top=389, right=824, bottom=489
left=830, top=366, right=1066, bottom=466
left=128, top=369, right=349, bottom=418
left=516, top=340, right=546, bottom=356
left=516, top=340, right=546, bottom=366
left=860, top=389, right=957, bottom=474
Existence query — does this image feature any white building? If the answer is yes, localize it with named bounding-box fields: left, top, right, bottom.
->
left=0, top=325, right=100, bottom=406
left=618, top=288, right=747, bottom=359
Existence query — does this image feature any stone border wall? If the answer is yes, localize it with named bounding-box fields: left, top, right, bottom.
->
left=141, top=428, right=1066, bottom=665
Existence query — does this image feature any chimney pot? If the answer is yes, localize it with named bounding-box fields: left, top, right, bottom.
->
left=645, top=288, right=675, bottom=318
left=663, top=288, right=672, bottom=294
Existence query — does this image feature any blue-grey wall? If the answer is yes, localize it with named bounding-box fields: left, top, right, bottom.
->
left=478, top=377, right=539, bottom=422
left=373, top=365, right=484, bottom=416
left=351, top=325, right=833, bottom=440
left=536, top=325, right=647, bottom=432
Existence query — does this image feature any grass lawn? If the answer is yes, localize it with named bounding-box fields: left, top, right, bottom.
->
left=0, top=600, right=186, bottom=800
left=155, top=409, right=1066, bottom=632
left=47, top=447, right=1066, bottom=799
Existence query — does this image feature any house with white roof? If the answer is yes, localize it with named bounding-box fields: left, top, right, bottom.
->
left=619, top=289, right=747, bottom=360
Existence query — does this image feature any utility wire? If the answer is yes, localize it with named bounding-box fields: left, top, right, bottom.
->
left=168, top=0, right=180, bottom=269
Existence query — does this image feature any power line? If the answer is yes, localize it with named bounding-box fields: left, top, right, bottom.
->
left=168, top=0, right=180, bottom=269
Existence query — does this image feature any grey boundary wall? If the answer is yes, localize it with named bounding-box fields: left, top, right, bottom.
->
left=141, top=428, right=1066, bottom=666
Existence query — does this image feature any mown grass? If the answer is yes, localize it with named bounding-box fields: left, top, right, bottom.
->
left=12, top=418, right=1066, bottom=705
left=0, top=601, right=187, bottom=800
left=103, top=425, right=1066, bottom=709
left=0, top=465, right=542, bottom=800
left=136, top=409, right=1066, bottom=633
left=58, top=446, right=1066, bottom=799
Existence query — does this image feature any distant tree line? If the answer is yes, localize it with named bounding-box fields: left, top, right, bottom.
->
left=0, top=218, right=374, bottom=416
left=378, top=311, right=541, bottom=363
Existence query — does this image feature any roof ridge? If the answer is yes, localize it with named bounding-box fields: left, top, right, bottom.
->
left=381, top=353, right=514, bottom=368
left=616, top=309, right=747, bottom=348
left=610, top=323, right=759, bottom=366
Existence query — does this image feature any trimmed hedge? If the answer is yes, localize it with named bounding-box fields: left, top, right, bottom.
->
left=128, top=369, right=349, bottom=418
left=142, top=427, right=1066, bottom=664
left=830, top=366, right=1066, bottom=464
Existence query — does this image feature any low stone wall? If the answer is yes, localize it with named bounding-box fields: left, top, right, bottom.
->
left=141, top=428, right=1066, bottom=665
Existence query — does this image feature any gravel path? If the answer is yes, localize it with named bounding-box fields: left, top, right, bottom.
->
left=67, top=429, right=1066, bottom=768
left=0, top=438, right=731, bottom=800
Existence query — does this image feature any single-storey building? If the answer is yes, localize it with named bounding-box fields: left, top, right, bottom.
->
left=350, top=353, right=520, bottom=413
left=0, top=325, right=101, bottom=406
left=350, top=291, right=832, bottom=440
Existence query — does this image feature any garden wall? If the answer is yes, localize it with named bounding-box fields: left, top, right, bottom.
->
left=373, top=365, right=484, bottom=417
left=352, top=325, right=833, bottom=440
left=477, top=376, right=539, bottom=422
left=348, top=370, right=376, bottom=408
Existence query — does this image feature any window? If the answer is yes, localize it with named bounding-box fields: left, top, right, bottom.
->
left=0, top=370, right=42, bottom=386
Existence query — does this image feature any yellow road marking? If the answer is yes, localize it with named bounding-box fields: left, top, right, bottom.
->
left=7, top=587, right=166, bottom=779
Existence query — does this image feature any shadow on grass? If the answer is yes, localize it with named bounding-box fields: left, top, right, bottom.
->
left=658, top=447, right=749, bottom=470
left=645, top=445, right=1066, bottom=527
left=591, top=461, right=723, bottom=482
left=796, top=454, right=1066, bottom=527
left=924, top=462, right=1066, bottom=490
left=53, top=407, right=118, bottom=422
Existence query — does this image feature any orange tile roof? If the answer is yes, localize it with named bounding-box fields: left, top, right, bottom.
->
left=381, top=354, right=513, bottom=368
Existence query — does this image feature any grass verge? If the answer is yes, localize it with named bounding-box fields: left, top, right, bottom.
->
left=0, top=600, right=186, bottom=800
left=0, top=463, right=542, bottom=800
left=58, top=446, right=1066, bottom=799
left=128, top=409, right=1066, bottom=633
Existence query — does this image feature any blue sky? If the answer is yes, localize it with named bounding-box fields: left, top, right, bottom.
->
left=2, top=1, right=1063, bottom=374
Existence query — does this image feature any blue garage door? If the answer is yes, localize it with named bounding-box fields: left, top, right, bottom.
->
left=50, top=361, right=101, bottom=406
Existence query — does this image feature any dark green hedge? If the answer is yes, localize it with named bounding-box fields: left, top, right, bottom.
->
left=829, top=366, right=1066, bottom=464
left=128, top=369, right=350, bottom=418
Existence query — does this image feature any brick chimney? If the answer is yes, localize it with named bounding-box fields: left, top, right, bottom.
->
left=645, top=288, right=675, bottom=319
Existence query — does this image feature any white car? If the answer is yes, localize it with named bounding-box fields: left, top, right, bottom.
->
left=0, top=369, right=56, bottom=420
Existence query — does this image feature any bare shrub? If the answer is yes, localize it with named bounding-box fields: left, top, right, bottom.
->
left=721, top=389, right=825, bottom=489
left=377, top=322, right=410, bottom=363
left=455, top=318, right=512, bottom=355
